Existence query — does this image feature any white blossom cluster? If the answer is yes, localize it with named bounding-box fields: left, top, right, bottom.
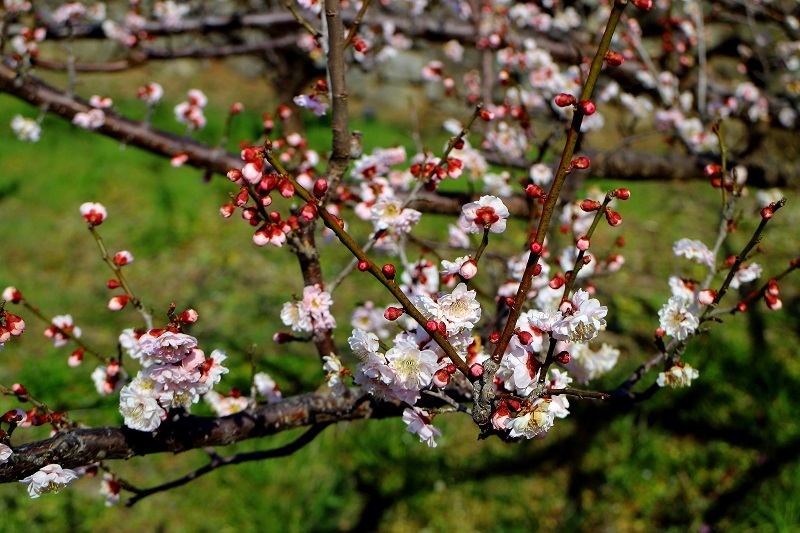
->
left=117, top=328, right=229, bottom=432
left=280, top=284, right=337, bottom=333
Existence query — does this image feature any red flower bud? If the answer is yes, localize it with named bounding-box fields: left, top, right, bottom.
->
left=478, top=109, right=495, bottom=121
left=489, top=332, right=500, bottom=344
left=632, top=0, right=653, bottom=11
left=572, top=156, right=591, bottom=170
left=178, top=309, right=199, bottom=323
left=504, top=297, right=515, bottom=308
left=704, top=164, right=721, bottom=177
left=556, top=350, right=571, bottom=364
left=554, top=93, right=577, bottom=107
left=615, top=188, right=631, bottom=200
left=549, top=275, right=565, bottom=289
left=760, top=206, right=773, bottom=219
left=384, top=307, right=404, bottom=321
left=382, top=264, right=396, bottom=279
left=432, top=369, right=451, bottom=388
left=273, top=332, right=295, bottom=344
left=300, top=203, right=318, bottom=221
left=525, top=184, right=546, bottom=199
left=515, top=328, right=533, bottom=346
left=425, top=321, right=438, bottom=333
left=313, top=179, right=328, bottom=198
left=580, top=199, right=602, bottom=212
left=579, top=100, right=596, bottom=115
left=604, top=51, right=624, bottom=66
left=605, top=209, right=622, bottom=227
left=530, top=242, right=543, bottom=255
left=107, top=280, right=121, bottom=289
left=357, top=260, right=369, bottom=272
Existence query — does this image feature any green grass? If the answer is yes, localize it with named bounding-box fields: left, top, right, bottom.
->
left=1, top=79, right=800, bottom=532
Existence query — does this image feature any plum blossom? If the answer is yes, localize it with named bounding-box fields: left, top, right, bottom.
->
left=370, top=196, right=421, bottom=236
left=552, top=290, right=607, bottom=344
left=497, top=351, right=541, bottom=396
left=402, top=407, right=442, bottom=447
left=658, top=297, right=699, bottom=341
left=254, top=372, right=282, bottom=402
left=72, top=108, right=105, bottom=130
left=0, top=443, right=12, bottom=464
left=529, top=163, right=553, bottom=185
left=280, top=285, right=336, bottom=333
left=385, top=337, right=438, bottom=393
left=657, top=363, right=699, bottom=388
left=293, top=94, right=329, bottom=116
left=137, top=331, right=197, bottom=364
left=322, top=354, right=348, bottom=397
left=458, top=195, right=509, bottom=234
left=80, top=202, right=107, bottom=226
left=118, top=376, right=167, bottom=431
left=91, top=364, right=127, bottom=395
left=729, top=263, right=762, bottom=289
left=565, top=343, right=620, bottom=384
left=100, top=474, right=122, bottom=507
left=11, top=115, right=41, bottom=142
left=205, top=391, right=249, bottom=416
left=20, top=464, right=79, bottom=498
left=547, top=369, right=572, bottom=418
left=673, top=238, right=715, bottom=268
left=350, top=302, right=392, bottom=339
left=413, top=283, right=481, bottom=336
left=440, top=256, right=478, bottom=280
left=507, top=399, right=554, bottom=439
left=137, top=82, right=164, bottom=104
left=44, top=315, right=81, bottom=347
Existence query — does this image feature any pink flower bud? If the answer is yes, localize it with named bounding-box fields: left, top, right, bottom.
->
left=534, top=264, right=543, bottom=276
left=300, top=203, right=318, bottom=221
left=278, top=178, right=295, bottom=198
left=704, top=164, right=721, bottom=177
left=549, top=275, right=565, bottom=289
left=384, top=307, right=404, bottom=321
left=425, top=321, right=438, bottom=333
left=515, top=328, right=533, bottom=346
left=654, top=327, right=665, bottom=338
left=273, top=332, right=294, bottom=344
left=604, top=51, right=624, bottom=66
left=220, top=203, right=236, bottom=218
left=108, top=295, right=130, bottom=311
left=357, top=260, right=369, bottom=272
left=80, top=202, right=107, bottom=226
left=12, top=383, right=27, bottom=396
left=765, top=293, right=782, bottom=310
left=235, top=187, right=250, bottom=207
left=479, top=109, right=495, bottom=121
left=113, top=251, right=134, bottom=266
left=459, top=259, right=478, bottom=279
left=577, top=236, right=590, bottom=251
left=530, top=242, right=543, bottom=255
left=470, top=363, right=484, bottom=378
left=572, top=156, right=591, bottom=170
left=767, top=278, right=779, bottom=296
left=605, top=209, right=622, bottom=227
left=579, top=100, right=596, bottom=115
left=615, top=188, right=631, bottom=200
left=632, top=0, right=653, bottom=11
left=230, top=102, right=244, bottom=114
left=525, top=184, right=547, bottom=199
left=698, top=289, right=716, bottom=306
left=554, top=93, right=577, bottom=107
left=227, top=169, right=243, bottom=183
left=736, top=302, right=747, bottom=313
left=580, top=199, right=601, bottom=212
left=313, top=179, right=328, bottom=198
left=68, top=348, right=84, bottom=367
left=178, top=309, right=199, bottom=323
left=432, top=369, right=451, bottom=388
left=2, top=286, right=23, bottom=304
left=556, top=350, right=571, bottom=364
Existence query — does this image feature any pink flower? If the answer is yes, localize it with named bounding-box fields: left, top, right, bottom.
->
left=20, top=464, right=79, bottom=498
left=44, top=314, right=81, bottom=347
left=113, top=250, right=134, bottom=266
left=80, top=202, right=107, bottom=226
left=458, top=195, right=509, bottom=234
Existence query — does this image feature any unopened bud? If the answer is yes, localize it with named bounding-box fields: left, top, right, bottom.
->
left=489, top=332, right=500, bottom=344
left=604, top=51, right=624, bottom=66
left=605, top=209, right=622, bottom=227
left=767, top=278, right=779, bottom=296
left=273, top=332, right=294, bottom=344
left=704, top=164, right=721, bottom=177
left=698, top=289, right=716, bottom=306
left=580, top=199, right=602, bottom=212
left=515, top=328, right=533, bottom=346
left=533, top=263, right=543, bottom=276
left=479, top=109, right=495, bottom=121
left=504, top=297, right=515, bottom=308
left=470, top=363, right=484, bottom=378
left=761, top=206, right=774, bottom=219
left=108, top=295, right=130, bottom=311
left=382, top=264, right=396, bottom=279
left=765, top=293, right=782, bottom=310
left=278, top=178, right=295, bottom=198
left=549, top=276, right=565, bottom=289
left=384, top=307, right=404, bottom=321
left=579, top=100, right=596, bottom=115
left=107, top=280, right=121, bottom=289
left=432, top=369, right=451, bottom=388
left=554, top=93, right=577, bottom=107
left=300, top=203, right=318, bottom=221
left=178, top=309, right=199, bottom=323
left=556, top=350, right=571, bottom=364
left=530, top=241, right=543, bottom=255
left=571, top=156, right=590, bottom=170
left=615, top=188, right=631, bottom=200
left=459, top=259, right=478, bottom=279
left=525, top=184, right=546, bottom=199
left=357, top=260, right=369, bottom=272
left=313, top=179, right=328, bottom=198
left=632, top=0, right=653, bottom=11
left=425, top=321, right=438, bottom=333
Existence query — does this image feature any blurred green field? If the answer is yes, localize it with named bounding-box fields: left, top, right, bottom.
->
left=1, top=69, right=800, bottom=532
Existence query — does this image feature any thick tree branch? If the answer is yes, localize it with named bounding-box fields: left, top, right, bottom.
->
left=0, top=390, right=399, bottom=484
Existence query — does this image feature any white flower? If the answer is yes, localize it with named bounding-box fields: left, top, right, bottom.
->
left=552, top=290, right=607, bottom=344
left=72, top=108, right=105, bottom=130
left=280, top=300, right=312, bottom=333
left=658, top=297, right=699, bottom=341
left=348, top=329, right=381, bottom=362
left=370, top=197, right=421, bottom=235
left=350, top=302, right=392, bottom=339
left=204, top=391, right=249, bottom=416
left=402, top=407, right=442, bottom=447
left=11, top=115, right=41, bottom=142
left=547, top=369, right=572, bottom=418
left=435, top=283, right=481, bottom=334
left=657, top=363, right=699, bottom=388
left=669, top=276, right=696, bottom=303
left=45, top=315, right=81, bottom=348
left=20, top=464, right=79, bottom=498
left=565, top=343, right=620, bottom=384
left=673, top=238, right=715, bottom=268
left=293, top=94, right=329, bottom=116
left=448, top=224, right=470, bottom=248
left=729, top=263, right=762, bottom=289
left=529, top=163, right=553, bottom=185
left=118, top=376, right=167, bottom=432
left=254, top=372, right=282, bottom=402
left=138, top=331, right=198, bottom=364
left=458, top=195, right=510, bottom=234
left=385, top=338, right=438, bottom=393
left=322, top=355, right=348, bottom=397
left=507, top=399, right=554, bottom=439
left=497, top=351, right=541, bottom=396
left=0, top=443, right=12, bottom=464
left=100, top=473, right=121, bottom=507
